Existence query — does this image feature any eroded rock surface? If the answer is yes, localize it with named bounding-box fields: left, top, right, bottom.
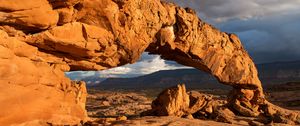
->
left=141, top=84, right=190, bottom=117
left=0, top=0, right=295, bottom=125
left=0, top=30, right=87, bottom=125
left=86, top=91, right=151, bottom=118
left=143, top=84, right=300, bottom=125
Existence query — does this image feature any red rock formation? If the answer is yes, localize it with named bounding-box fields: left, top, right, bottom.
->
left=147, top=84, right=190, bottom=117
left=0, top=30, right=87, bottom=125
left=144, top=84, right=300, bottom=125
left=0, top=0, right=297, bottom=125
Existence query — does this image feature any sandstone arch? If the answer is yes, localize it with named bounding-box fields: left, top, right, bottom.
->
left=0, top=0, right=297, bottom=125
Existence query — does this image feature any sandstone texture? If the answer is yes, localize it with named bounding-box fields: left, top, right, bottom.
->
left=144, top=84, right=190, bottom=117
left=86, top=90, right=151, bottom=118
left=143, top=84, right=300, bottom=125
left=111, top=116, right=236, bottom=126
left=0, top=0, right=295, bottom=125
left=0, top=30, right=87, bottom=125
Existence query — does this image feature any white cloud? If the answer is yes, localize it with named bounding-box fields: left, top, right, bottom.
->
left=98, top=67, right=132, bottom=75
left=95, top=55, right=191, bottom=78
left=66, top=54, right=191, bottom=79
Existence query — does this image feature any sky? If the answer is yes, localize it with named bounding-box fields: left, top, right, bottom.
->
left=67, top=0, right=300, bottom=79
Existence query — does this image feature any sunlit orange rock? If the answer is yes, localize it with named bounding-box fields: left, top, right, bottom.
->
left=0, top=0, right=297, bottom=125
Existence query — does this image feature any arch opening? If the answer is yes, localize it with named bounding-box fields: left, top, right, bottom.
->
left=0, top=0, right=299, bottom=125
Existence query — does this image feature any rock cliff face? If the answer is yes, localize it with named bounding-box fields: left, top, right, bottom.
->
left=0, top=0, right=276, bottom=125
left=0, top=30, right=87, bottom=125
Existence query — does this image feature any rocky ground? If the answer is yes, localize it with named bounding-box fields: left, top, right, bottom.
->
left=90, top=116, right=240, bottom=126
left=84, top=83, right=300, bottom=126
left=85, top=88, right=234, bottom=126
left=265, top=82, right=300, bottom=110
left=86, top=90, right=152, bottom=118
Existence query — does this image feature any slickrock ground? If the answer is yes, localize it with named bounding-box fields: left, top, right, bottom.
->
left=0, top=0, right=299, bottom=125
left=84, top=88, right=236, bottom=126
left=140, top=84, right=300, bottom=125
left=84, top=85, right=300, bottom=126
left=110, top=116, right=236, bottom=126
left=86, top=90, right=151, bottom=118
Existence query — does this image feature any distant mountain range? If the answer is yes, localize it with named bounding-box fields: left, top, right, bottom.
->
left=78, top=61, right=300, bottom=90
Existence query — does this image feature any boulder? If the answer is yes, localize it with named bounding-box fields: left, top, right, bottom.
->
left=150, top=84, right=190, bottom=117
left=143, top=84, right=228, bottom=119
left=188, top=91, right=212, bottom=114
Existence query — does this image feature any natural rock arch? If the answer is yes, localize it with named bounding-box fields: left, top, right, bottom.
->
left=0, top=0, right=297, bottom=125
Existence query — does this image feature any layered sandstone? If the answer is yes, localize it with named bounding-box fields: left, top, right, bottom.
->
left=0, top=30, right=87, bottom=125
left=0, top=0, right=294, bottom=125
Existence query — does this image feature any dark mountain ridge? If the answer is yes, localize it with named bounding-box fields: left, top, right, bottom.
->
left=83, top=61, right=300, bottom=90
